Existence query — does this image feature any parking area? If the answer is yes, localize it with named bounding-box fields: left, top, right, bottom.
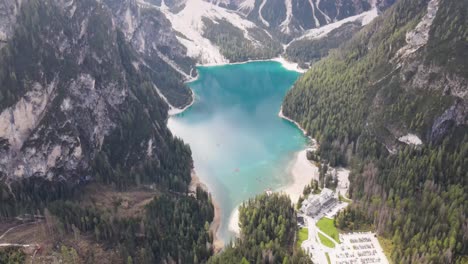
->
left=333, top=232, right=388, bottom=264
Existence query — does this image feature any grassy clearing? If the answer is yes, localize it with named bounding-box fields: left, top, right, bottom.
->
left=378, top=235, right=394, bottom=263
left=296, top=228, right=309, bottom=248
left=318, top=233, right=335, bottom=248
left=316, top=217, right=340, bottom=243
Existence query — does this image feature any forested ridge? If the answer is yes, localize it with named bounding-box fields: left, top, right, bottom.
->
left=208, top=193, right=312, bottom=264
left=202, top=18, right=283, bottom=63
left=285, top=22, right=362, bottom=68
left=282, top=0, right=468, bottom=263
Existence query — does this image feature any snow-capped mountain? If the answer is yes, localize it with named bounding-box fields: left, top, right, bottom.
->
left=137, top=0, right=396, bottom=64
left=214, top=0, right=395, bottom=35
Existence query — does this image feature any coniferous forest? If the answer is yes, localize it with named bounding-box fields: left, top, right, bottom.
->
left=208, top=194, right=312, bottom=264
left=0, top=0, right=467, bottom=263
left=282, top=0, right=468, bottom=262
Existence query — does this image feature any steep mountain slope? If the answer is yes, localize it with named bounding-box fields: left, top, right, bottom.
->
left=282, top=0, right=467, bottom=262
left=226, top=0, right=394, bottom=37
left=0, top=0, right=214, bottom=262
left=135, top=0, right=395, bottom=64
left=139, top=0, right=282, bottom=64
left=0, top=0, right=195, bottom=186
left=285, top=7, right=379, bottom=66
left=0, top=0, right=20, bottom=46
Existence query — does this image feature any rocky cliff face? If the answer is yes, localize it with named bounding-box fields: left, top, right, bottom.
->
left=391, top=0, right=467, bottom=143
left=221, top=0, right=395, bottom=37
left=0, top=0, right=20, bottom=45
left=104, top=0, right=196, bottom=105
left=133, top=0, right=395, bottom=64
left=0, top=0, right=399, bottom=191
left=0, top=0, right=192, bottom=185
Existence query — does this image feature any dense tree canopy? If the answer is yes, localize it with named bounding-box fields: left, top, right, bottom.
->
left=282, top=0, right=468, bottom=262
left=209, top=193, right=312, bottom=264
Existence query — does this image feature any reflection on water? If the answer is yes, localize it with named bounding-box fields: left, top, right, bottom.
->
left=168, top=61, right=306, bottom=242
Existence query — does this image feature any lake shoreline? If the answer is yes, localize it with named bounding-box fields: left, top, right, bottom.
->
left=175, top=57, right=305, bottom=115
left=184, top=56, right=306, bottom=84
left=227, top=108, right=320, bottom=238
left=197, top=57, right=307, bottom=73
left=189, top=171, right=224, bottom=252
left=170, top=60, right=311, bottom=247
left=278, top=107, right=320, bottom=203
left=227, top=148, right=319, bottom=238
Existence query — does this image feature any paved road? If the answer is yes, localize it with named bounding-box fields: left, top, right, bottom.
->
left=301, top=216, right=335, bottom=264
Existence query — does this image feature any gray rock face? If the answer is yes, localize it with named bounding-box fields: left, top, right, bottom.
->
left=0, top=0, right=190, bottom=182
left=218, top=0, right=394, bottom=38
left=431, top=101, right=467, bottom=142
left=106, top=0, right=193, bottom=72
left=0, top=0, right=20, bottom=43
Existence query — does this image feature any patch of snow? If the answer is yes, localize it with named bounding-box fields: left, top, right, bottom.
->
left=79, top=18, right=88, bottom=39
left=398, top=133, right=423, bottom=146
left=60, top=97, right=72, bottom=111
left=153, top=84, right=195, bottom=116
left=394, top=0, right=440, bottom=60
left=316, top=0, right=331, bottom=23
left=147, top=139, right=153, bottom=157
left=290, top=8, right=378, bottom=43
left=155, top=49, right=190, bottom=79
left=258, top=0, right=270, bottom=27
left=160, top=0, right=168, bottom=10
left=132, top=61, right=140, bottom=70
left=361, top=7, right=379, bottom=26
left=279, top=0, right=293, bottom=33
left=137, top=32, right=146, bottom=52
left=69, top=4, right=77, bottom=17
left=308, top=0, right=320, bottom=27
left=148, top=0, right=227, bottom=64
left=146, top=0, right=265, bottom=64
left=125, top=8, right=136, bottom=36
left=237, top=0, right=255, bottom=16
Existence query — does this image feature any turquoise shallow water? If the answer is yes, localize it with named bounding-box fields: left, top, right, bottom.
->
left=168, top=61, right=306, bottom=242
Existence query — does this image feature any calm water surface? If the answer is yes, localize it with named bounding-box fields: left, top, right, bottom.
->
left=168, top=61, right=306, bottom=241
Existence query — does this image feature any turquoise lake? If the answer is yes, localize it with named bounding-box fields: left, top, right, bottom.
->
left=168, top=61, right=307, bottom=242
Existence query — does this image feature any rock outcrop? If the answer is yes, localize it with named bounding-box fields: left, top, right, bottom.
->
left=0, top=0, right=192, bottom=183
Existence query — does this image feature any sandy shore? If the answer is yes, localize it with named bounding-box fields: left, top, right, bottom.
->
left=198, top=56, right=307, bottom=73
left=189, top=171, right=224, bottom=252
left=227, top=149, right=320, bottom=238
left=228, top=207, right=241, bottom=236
left=278, top=107, right=320, bottom=204
left=279, top=149, right=319, bottom=204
